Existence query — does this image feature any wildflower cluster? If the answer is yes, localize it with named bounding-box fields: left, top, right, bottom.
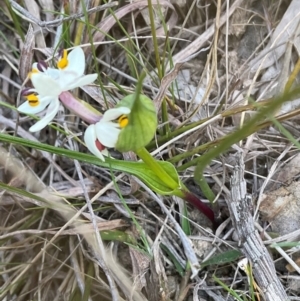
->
left=17, top=47, right=216, bottom=230
left=18, top=47, right=131, bottom=161
left=18, top=48, right=98, bottom=132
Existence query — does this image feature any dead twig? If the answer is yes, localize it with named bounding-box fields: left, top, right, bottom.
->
left=227, top=153, right=289, bottom=301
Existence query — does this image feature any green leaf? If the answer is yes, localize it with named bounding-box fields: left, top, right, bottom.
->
left=181, top=203, right=191, bottom=236
left=0, top=133, right=178, bottom=195
left=201, top=249, right=242, bottom=268
left=120, top=160, right=179, bottom=195
left=116, top=94, right=157, bottom=152
left=160, top=243, right=185, bottom=276
left=270, top=241, right=300, bottom=248
left=0, top=181, right=48, bottom=205
left=213, top=275, right=244, bottom=301
left=100, top=230, right=136, bottom=244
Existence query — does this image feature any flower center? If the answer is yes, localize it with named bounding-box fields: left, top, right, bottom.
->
left=26, top=94, right=40, bottom=107
left=118, top=115, right=128, bottom=128
left=57, top=49, right=68, bottom=69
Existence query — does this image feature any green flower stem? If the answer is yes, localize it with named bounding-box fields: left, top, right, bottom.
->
left=135, top=147, right=179, bottom=190
left=147, top=0, right=162, bottom=79
left=197, top=173, right=215, bottom=203
left=161, top=99, right=170, bottom=135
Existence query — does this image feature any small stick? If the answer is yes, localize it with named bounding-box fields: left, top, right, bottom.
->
left=228, top=153, right=289, bottom=301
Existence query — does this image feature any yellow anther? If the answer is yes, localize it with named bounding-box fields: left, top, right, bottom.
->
left=118, top=115, right=129, bottom=128
left=26, top=94, right=40, bottom=107
left=57, top=49, right=68, bottom=69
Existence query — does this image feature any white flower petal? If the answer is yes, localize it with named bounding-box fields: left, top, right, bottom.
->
left=95, top=121, right=120, bottom=147
left=65, top=73, right=98, bottom=90
left=64, top=47, right=85, bottom=76
left=102, top=107, right=131, bottom=122
left=29, top=98, right=60, bottom=132
left=84, top=125, right=105, bottom=161
left=45, top=67, right=61, bottom=80
left=101, top=148, right=110, bottom=157
left=58, top=71, right=78, bottom=89
left=18, top=96, right=54, bottom=114
left=31, top=73, right=62, bottom=96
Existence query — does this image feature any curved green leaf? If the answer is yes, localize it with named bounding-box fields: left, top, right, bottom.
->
left=0, top=133, right=178, bottom=195
left=201, top=249, right=242, bottom=268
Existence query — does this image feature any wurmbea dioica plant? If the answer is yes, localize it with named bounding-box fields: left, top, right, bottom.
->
left=18, top=47, right=98, bottom=132
left=18, top=48, right=217, bottom=229
left=84, top=92, right=217, bottom=229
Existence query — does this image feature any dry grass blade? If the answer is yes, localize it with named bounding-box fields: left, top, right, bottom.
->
left=171, top=0, right=244, bottom=68
left=249, top=0, right=300, bottom=71
left=18, top=24, right=34, bottom=82
left=9, top=0, right=119, bottom=28
left=86, top=0, right=177, bottom=55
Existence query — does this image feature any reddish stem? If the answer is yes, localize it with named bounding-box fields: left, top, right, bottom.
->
left=182, top=190, right=218, bottom=230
